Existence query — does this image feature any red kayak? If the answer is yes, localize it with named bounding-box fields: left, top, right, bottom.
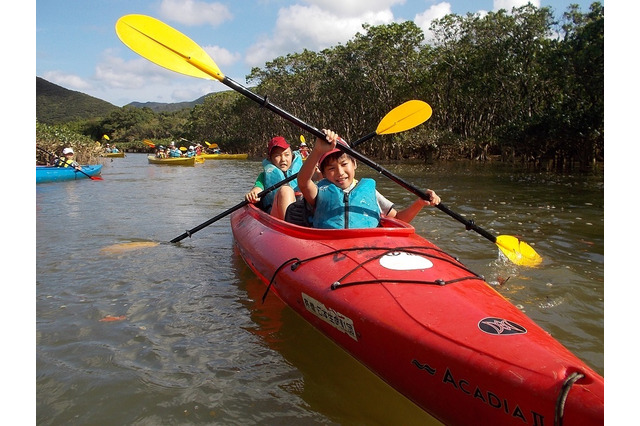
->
left=230, top=204, right=604, bottom=426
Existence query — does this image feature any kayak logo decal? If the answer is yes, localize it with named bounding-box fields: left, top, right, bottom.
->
left=379, top=251, right=433, bottom=271
left=302, top=293, right=358, bottom=341
left=478, top=318, right=527, bottom=335
left=412, top=359, right=436, bottom=375
left=412, top=362, right=546, bottom=424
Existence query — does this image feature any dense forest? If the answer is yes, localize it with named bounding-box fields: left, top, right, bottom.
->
left=37, top=2, right=603, bottom=171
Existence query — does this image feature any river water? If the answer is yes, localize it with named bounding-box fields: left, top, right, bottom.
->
left=35, top=153, right=603, bottom=425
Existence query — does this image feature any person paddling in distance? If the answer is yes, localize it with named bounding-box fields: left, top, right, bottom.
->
left=53, top=147, right=82, bottom=171
left=244, top=136, right=307, bottom=220
left=297, top=129, right=441, bottom=229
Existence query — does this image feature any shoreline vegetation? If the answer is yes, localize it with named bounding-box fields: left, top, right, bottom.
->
left=36, top=3, right=603, bottom=173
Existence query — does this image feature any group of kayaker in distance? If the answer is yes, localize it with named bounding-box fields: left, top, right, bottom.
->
left=244, top=129, right=441, bottom=229
left=103, top=144, right=120, bottom=154
left=154, top=141, right=200, bottom=158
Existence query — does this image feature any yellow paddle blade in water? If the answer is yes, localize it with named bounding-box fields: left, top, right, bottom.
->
left=101, top=241, right=160, bottom=254
left=115, top=14, right=224, bottom=81
left=495, top=235, right=542, bottom=267
left=376, top=100, right=432, bottom=135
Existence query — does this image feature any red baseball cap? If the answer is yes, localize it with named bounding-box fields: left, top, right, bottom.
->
left=268, top=136, right=290, bottom=155
left=319, top=139, right=349, bottom=168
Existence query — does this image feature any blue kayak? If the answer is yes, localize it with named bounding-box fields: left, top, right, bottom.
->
left=36, top=165, right=103, bottom=183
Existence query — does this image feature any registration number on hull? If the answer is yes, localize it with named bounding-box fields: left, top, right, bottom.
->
left=302, top=293, right=358, bottom=341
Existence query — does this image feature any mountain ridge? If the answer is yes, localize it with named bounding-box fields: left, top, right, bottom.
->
left=36, top=77, right=209, bottom=124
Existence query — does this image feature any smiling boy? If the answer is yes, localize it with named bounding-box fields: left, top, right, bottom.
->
left=297, top=129, right=441, bottom=229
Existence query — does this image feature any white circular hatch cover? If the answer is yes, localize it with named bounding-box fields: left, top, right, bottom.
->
left=379, top=251, right=433, bottom=270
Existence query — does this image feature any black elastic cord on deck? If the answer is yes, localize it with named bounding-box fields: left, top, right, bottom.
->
left=326, top=246, right=483, bottom=290
left=554, top=372, right=585, bottom=426
left=331, top=275, right=483, bottom=290
left=260, top=245, right=483, bottom=299
left=261, top=257, right=300, bottom=303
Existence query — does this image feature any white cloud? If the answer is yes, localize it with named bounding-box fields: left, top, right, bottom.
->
left=88, top=48, right=222, bottom=105
left=42, top=71, right=92, bottom=91
left=493, top=0, right=540, bottom=12
left=94, top=49, right=172, bottom=90
left=304, top=0, right=405, bottom=17
left=245, top=4, right=394, bottom=67
left=203, top=45, right=241, bottom=67
left=159, top=0, right=233, bottom=26
left=414, top=2, right=453, bottom=43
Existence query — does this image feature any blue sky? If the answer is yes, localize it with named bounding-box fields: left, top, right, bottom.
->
left=34, top=0, right=602, bottom=107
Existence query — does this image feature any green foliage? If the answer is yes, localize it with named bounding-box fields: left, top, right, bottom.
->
left=36, top=122, right=102, bottom=164
left=35, top=3, right=603, bottom=170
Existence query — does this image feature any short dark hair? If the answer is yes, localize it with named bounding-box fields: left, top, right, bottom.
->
left=320, top=151, right=353, bottom=172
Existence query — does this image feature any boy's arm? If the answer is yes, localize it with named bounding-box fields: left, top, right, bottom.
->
left=299, top=129, right=340, bottom=207
left=391, top=189, right=441, bottom=223
left=297, top=149, right=320, bottom=207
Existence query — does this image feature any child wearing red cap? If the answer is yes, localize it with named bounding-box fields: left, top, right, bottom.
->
left=244, top=136, right=305, bottom=219
left=297, top=129, right=441, bottom=229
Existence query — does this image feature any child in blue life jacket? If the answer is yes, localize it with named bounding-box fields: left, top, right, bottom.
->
left=244, top=136, right=306, bottom=220
left=296, top=129, right=441, bottom=229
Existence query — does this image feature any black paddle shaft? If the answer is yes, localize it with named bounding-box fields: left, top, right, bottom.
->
left=169, top=130, right=378, bottom=243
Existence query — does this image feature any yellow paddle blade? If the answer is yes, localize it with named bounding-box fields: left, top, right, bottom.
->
left=103, top=134, right=110, bottom=140
left=204, top=141, right=211, bottom=146
left=495, top=235, right=542, bottom=267
left=101, top=241, right=160, bottom=254
left=143, top=139, right=155, bottom=147
left=300, top=135, right=306, bottom=143
left=115, top=14, right=224, bottom=81
left=376, top=100, right=432, bottom=135
left=179, top=146, right=187, bottom=151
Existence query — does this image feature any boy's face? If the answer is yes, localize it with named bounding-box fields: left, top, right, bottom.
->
left=322, top=154, right=356, bottom=190
left=270, top=147, right=293, bottom=172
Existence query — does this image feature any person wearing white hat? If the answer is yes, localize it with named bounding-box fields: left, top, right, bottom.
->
left=54, top=148, right=81, bottom=170
left=299, top=141, right=310, bottom=160
left=185, top=146, right=196, bottom=158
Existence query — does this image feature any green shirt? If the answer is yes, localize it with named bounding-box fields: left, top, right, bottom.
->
left=253, top=172, right=266, bottom=190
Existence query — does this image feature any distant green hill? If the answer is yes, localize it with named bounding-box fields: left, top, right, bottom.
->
left=36, top=77, right=119, bottom=124
left=36, top=77, right=210, bottom=123
left=126, top=94, right=207, bottom=113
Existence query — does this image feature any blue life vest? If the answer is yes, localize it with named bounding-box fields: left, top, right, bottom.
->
left=312, top=178, right=380, bottom=229
left=261, top=151, right=303, bottom=210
